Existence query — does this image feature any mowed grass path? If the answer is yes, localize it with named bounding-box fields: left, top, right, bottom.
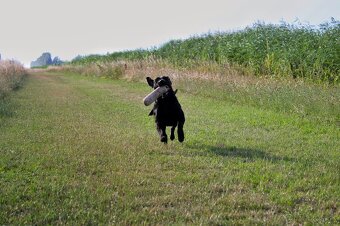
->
left=0, top=72, right=339, bottom=225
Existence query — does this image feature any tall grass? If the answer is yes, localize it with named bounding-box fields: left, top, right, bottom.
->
left=0, top=60, right=26, bottom=99
left=71, top=19, right=340, bottom=83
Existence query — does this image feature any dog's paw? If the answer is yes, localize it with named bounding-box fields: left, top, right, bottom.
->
left=170, top=134, right=175, bottom=141
left=178, top=131, right=184, bottom=143
left=161, top=136, right=168, bottom=143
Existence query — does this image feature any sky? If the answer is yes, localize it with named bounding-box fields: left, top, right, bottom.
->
left=0, top=0, right=339, bottom=67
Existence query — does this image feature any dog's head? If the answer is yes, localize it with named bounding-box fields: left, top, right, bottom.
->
left=146, top=76, right=172, bottom=90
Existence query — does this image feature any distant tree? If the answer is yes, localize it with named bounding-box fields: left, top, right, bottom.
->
left=52, top=56, right=63, bottom=65
left=31, top=52, right=64, bottom=68
left=72, top=55, right=83, bottom=61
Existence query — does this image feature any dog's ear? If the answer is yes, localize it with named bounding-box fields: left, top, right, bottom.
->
left=164, top=76, right=172, bottom=86
left=146, top=77, right=154, bottom=88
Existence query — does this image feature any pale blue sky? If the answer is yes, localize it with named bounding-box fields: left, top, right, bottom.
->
left=0, top=0, right=339, bottom=67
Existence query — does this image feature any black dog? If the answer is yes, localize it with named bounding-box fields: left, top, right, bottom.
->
left=146, top=76, right=185, bottom=143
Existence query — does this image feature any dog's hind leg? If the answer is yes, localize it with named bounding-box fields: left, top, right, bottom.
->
left=157, top=124, right=168, bottom=143
left=170, top=126, right=176, bottom=141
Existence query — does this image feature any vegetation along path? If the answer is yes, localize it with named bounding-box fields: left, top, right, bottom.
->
left=0, top=71, right=339, bottom=224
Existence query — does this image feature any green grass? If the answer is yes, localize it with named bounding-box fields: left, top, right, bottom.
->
left=0, top=72, right=339, bottom=224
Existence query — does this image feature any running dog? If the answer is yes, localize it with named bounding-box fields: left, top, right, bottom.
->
left=146, top=76, right=185, bottom=143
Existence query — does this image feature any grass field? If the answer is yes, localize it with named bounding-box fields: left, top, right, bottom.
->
left=0, top=71, right=339, bottom=224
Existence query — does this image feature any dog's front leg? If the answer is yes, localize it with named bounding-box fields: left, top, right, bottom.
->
left=170, top=126, right=176, bottom=141
left=157, top=124, right=167, bottom=143
left=177, top=121, right=184, bottom=143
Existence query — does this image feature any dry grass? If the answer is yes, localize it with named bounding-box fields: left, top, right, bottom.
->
left=49, top=59, right=259, bottom=85
left=48, top=61, right=125, bottom=80
left=0, top=60, right=26, bottom=98
left=49, top=58, right=316, bottom=87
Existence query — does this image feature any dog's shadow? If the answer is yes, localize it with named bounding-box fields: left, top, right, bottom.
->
left=186, top=143, right=294, bottom=162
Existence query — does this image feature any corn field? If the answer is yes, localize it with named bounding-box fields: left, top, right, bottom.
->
left=71, top=20, right=340, bottom=83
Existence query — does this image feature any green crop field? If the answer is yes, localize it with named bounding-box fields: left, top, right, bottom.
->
left=1, top=71, right=339, bottom=224
left=71, top=20, right=340, bottom=83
